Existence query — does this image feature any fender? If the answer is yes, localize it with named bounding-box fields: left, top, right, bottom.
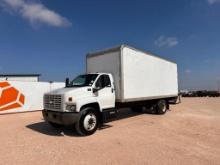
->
left=75, top=97, right=102, bottom=112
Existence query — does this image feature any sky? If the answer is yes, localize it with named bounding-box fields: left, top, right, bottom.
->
left=0, top=0, right=220, bottom=90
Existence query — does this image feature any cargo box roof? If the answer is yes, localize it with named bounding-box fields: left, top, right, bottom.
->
left=86, top=44, right=176, bottom=64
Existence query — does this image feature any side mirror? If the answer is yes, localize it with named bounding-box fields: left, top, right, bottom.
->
left=92, top=87, right=101, bottom=93
left=65, top=78, right=70, bottom=87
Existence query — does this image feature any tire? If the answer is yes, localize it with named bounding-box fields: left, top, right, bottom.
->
left=149, top=103, right=157, bottom=114
left=156, top=100, right=167, bottom=114
left=131, top=106, right=143, bottom=113
left=75, top=107, right=99, bottom=136
left=48, top=122, right=63, bottom=128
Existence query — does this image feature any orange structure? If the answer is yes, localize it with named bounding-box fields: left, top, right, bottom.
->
left=0, top=82, right=25, bottom=111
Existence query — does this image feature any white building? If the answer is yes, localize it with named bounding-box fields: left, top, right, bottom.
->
left=0, top=74, right=41, bottom=82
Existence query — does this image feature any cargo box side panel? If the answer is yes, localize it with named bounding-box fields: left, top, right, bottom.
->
left=122, top=47, right=178, bottom=101
left=86, top=51, right=122, bottom=100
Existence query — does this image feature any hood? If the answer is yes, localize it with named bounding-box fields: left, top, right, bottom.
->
left=46, top=87, right=93, bottom=100
left=47, top=87, right=79, bottom=95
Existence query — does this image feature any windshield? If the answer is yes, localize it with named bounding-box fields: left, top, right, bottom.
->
left=68, top=74, right=98, bottom=87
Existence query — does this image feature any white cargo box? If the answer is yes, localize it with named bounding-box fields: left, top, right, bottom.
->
left=86, top=45, right=178, bottom=102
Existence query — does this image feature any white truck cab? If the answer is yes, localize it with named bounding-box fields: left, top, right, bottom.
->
left=43, top=73, right=117, bottom=135
left=43, top=45, right=179, bottom=136
left=46, top=73, right=115, bottom=112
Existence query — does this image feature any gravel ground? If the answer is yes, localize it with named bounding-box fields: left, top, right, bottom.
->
left=0, top=98, right=220, bottom=165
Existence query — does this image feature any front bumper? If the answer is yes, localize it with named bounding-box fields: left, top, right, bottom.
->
left=42, top=110, right=79, bottom=125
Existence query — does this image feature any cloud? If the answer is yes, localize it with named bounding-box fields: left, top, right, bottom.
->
left=154, top=36, right=178, bottom=48
left=1, top=0, right=72, bottom=27
left=207, top=0, right=220, bottom=4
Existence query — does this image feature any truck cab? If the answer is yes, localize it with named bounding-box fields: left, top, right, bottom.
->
left=43, top=73, right=116, bottom=135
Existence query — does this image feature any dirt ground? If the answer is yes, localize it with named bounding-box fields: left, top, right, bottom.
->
left=0, top=98, right=220, bottom=165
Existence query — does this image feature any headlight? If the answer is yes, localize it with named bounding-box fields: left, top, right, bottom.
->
left=66, top=105, right=76, bottom=112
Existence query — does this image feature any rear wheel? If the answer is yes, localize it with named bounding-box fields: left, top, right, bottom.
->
left=148, top=103, right=157, bottom=114
left=156, top=100, right=167, bottom=114
left=75, top=107, right=99, bottom=136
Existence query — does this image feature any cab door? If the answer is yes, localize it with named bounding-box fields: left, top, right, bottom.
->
left=94, top=74, right=115, bottom=109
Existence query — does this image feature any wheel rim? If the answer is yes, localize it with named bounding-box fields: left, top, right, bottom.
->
left=83, top=113, right=97, bottom=131
left=162, top=104, right=166, bottom=112
left=159, top=102, right=166, bottom=112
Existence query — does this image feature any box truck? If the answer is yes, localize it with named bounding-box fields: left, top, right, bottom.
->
left=43, top=45, right=178, bottom=135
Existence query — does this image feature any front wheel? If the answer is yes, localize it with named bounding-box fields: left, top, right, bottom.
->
left=75, top=108, right=99, bottom=136
left=156, top=100, right=168, bottom=114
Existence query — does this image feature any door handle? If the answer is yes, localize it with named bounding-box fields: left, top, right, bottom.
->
left=111, top=88, right=114, bottom=93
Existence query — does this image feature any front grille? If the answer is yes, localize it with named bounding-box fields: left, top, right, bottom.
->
left=44, top=94, right=62, bottom=110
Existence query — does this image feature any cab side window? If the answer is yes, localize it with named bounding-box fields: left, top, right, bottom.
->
left=103, top=75, right=111, bottom=87
left=95, top=75, right=111, bottom=89
left=95, top=75, right=104, bottom=88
